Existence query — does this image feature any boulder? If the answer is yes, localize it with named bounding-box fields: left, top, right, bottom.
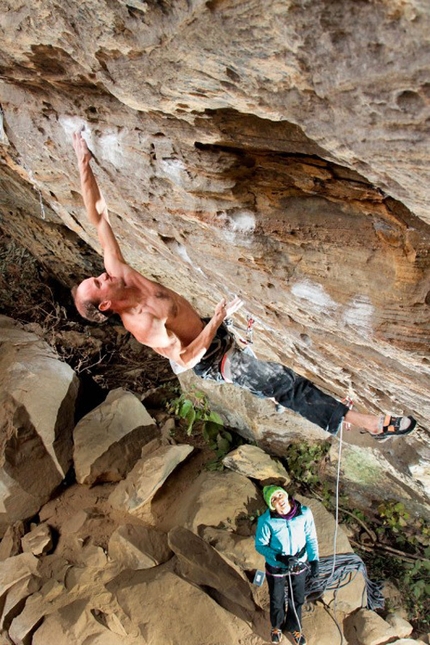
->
left=64, top=546, right=111, bottom=591
left=301, top=602, right=348, bottom=645
left=326, top=440, right=428, bottom=515
left=73, top=388, right=158, bottom=486
left=202, top=526, right=264, bottom=572
left=33, top=612, right=139, bottom=645
left=381, top=580, right=409, bottom=618
left=0, top=554, right=39, bottom=599
left=168, top=526, right=255, bottom=611
left=386, top=613, right=414, bottom=639
left=109, top=565, right=266, bottom=645
left=108, top=524, right=172, bottom=570
left=0, top=574, right=41, bottom=630
left=167, top=470, right=261, bottom=533
left=0, top=317, right=78, bottom=531
left=59, top=510, right=89, bottom=535
left=8, top=561, right=128, bottom=645
left=21, top=523, right=53, bottom=557
left=32, top=592, right=141, bottom=645
left=344, top=608, right=398, bottom=645
left=108, top=444, right=194, bottom=516
left=8, top=579, right=65, bottom=645
left=222, top=444, right=290, bottom=484
left=0, top=523, right=24, bottom=561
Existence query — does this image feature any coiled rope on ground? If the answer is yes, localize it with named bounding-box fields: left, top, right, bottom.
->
left=304, top=553, right=384, bottom=610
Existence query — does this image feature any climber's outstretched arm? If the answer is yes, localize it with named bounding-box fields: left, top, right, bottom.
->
left=72, top=130, right=126, bottom=276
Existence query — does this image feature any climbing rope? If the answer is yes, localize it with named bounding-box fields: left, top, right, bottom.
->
left=305, top=553, right=384, bottom=611
left=329, top=395, right=354, bottom=584
left=305, top=394, right=386, bottom=644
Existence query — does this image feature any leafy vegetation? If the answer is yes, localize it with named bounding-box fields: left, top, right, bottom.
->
left=169, top=387, right=223, bottom=436
left=167, top=386, right=245, bottom=470
left=374, top=501, right=430, bottom=627
left=282, top=440, right=331, bottom=486
left=378, top=500, right=430, bottom=548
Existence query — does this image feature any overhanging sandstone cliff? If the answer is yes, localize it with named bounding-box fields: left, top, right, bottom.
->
left=0, top=0, right=429, bottom=507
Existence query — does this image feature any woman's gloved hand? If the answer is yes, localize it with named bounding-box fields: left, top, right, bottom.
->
left=309, top=560, right=320, bottom=577
left=275, top=553, right=292, bottom=566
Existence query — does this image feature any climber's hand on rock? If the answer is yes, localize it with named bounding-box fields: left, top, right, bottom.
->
left=73, top=128, right=93, bottom=165
left=225, top=296, right=244, bottom=317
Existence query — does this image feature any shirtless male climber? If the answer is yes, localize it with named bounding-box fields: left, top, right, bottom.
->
left=71, top=130, right=416, bottom=441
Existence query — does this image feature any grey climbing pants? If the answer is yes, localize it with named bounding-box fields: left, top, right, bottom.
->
left=192, top=324, right=349, bottom=434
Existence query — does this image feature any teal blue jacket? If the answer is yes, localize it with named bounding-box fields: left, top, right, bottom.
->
left=255, top=501, right=319, bottom=569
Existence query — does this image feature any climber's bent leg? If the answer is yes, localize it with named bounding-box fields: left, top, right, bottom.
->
left=225, top=349, right=349, bottom=434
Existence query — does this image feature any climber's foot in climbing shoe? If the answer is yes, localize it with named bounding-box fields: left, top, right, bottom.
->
left=371, top=415, right=416, bottom=442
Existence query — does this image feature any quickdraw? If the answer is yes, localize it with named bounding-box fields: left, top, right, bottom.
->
left=225, top=314, right=255, bottom=345
left=342, top=395, right=354, bottom=431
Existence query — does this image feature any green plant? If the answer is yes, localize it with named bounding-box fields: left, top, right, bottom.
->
left=351, top=502, right=430, bottom=632
left=378, top=501, right=410, bottom=538
left=204, top=426, right=236, bottom=470
left=283, top=440, right=330, bottom=486
left=394, top=552, right=430, bottom=629
left=169, top=387, right=224, bottom=436
left=376, top=500, right=430, bottom=551
left=403, top=550, right=430, bottom=601
left=167, top=387, right=246, bottom=470
left=350, top=508, right=366, bottom=523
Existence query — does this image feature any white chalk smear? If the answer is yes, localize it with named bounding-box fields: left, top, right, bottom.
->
left=342, top=296, right=374, bottom=334
left=160, top=158, right=187, bottom=185
left=291, top=280, right=338, bottom=313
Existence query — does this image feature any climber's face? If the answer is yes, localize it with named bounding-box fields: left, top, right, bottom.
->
left=78, top=272, right=124, bottom=306
left=271, top=491, right=290, bottom=514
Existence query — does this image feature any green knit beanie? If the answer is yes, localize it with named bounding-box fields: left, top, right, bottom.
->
left=263, top=485, right=288, bottom=510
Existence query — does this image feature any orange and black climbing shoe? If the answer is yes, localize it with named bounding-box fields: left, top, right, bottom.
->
left=290, top=631, right=306, bottom=645
left=373, top=415, right=417, bottom=441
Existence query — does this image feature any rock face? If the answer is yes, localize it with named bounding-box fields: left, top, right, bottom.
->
left=0, top=317, right=78, bottom=531
left=0, top=2, right=429, bottom=516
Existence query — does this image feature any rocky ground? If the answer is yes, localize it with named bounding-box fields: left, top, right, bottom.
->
left=0, top=231, right=429, bottom=639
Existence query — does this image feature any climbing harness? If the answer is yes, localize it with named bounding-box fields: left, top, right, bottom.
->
left=265, top=563, right=307, bottom=636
